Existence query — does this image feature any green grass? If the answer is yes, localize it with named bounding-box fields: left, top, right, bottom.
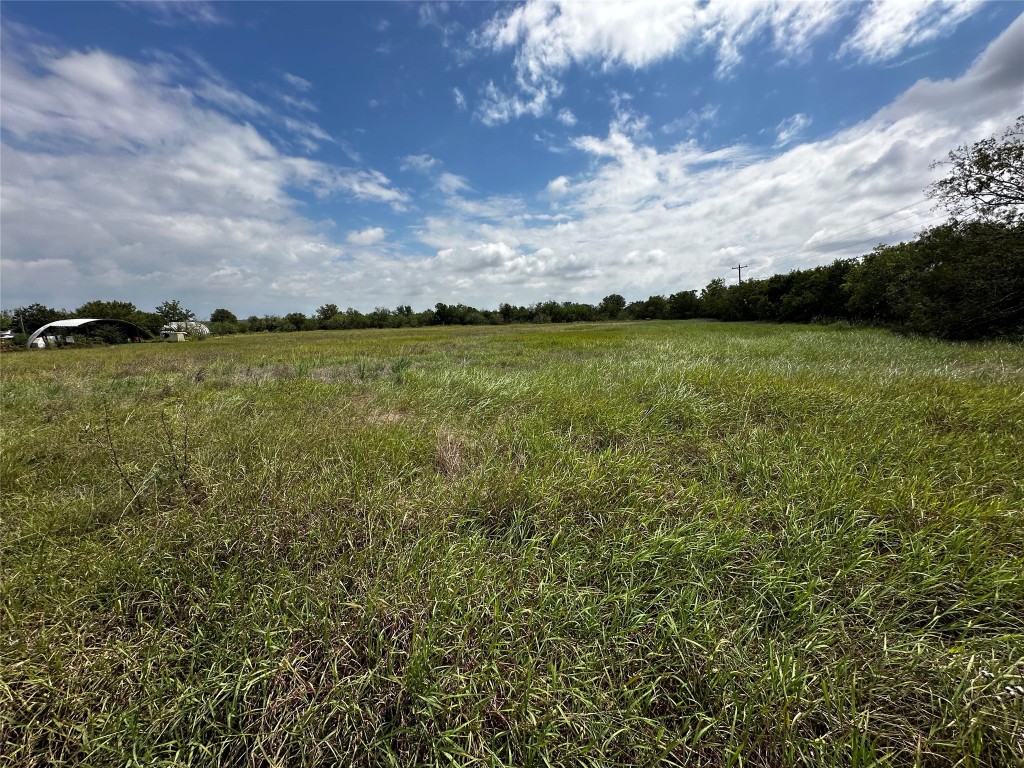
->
left=1, top=321, right=1022, bottom=767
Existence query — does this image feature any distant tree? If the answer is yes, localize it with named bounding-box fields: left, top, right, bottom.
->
left=283, top=312, right=309, bottom=332
left=776, top=260, right=856, bottom=323
left=340, top=307, right=366, bottom=329
left=156, top=300, right=195, bottom=324
left=262, top=314, right=284, bottom=332
left=598, top=294, right=626, bottom=319
left=927, top=115, right=1024, bottom=226
left=71, top=300, right=161, bottom=336
left=11, top=303, right=67, bottom=334
left=845, top=221, right=1024, bottom=339
left=698, top=279, right=730, bottom=319
left=626, top=295, right=668, bottom=320
left=316, top=304, right=340, bottom=323
left=244, top=315, right=265, bottom=332
left=76, top=299, right=138, bottom=320
left=367, top=306, right=393, bottom=327
left=434, top=302, right=456, bottom=325
left=210, top=308, right=238, bottom=324
left=666, top=290, right=701, bottom=319
left=132, top=312, right=164, bottom=336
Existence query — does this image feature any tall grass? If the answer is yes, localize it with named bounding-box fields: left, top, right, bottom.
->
left=1, top=321, right=1022, bottom=766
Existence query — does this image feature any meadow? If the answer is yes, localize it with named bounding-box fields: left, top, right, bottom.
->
left=1, top=321, right=1022, bottom=767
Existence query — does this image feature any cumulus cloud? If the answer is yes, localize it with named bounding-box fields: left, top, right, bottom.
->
left=406, top=15, right=1024, bottom=305
left=347, top=226, right=387, bottom=246
left=0, top=32, right=407, bottom=313
left=472, top=1, right=986, bottom=125
left=546, top=175, right=571, bottom=198
left=556, top=108, right=577, bottom=126
left=2, top=13, right=1020, bottom=316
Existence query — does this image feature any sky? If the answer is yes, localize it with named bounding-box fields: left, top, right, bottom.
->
left=1, top=1, right=1022, bottom=318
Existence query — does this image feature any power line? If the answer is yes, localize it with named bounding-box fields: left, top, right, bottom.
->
left=744, top=197, right=933, bottom=268
left=731, top=263, right=748, bottom=284
left=759, top=210, right=954, bottom=275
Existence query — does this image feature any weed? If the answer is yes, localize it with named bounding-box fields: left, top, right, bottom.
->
left=1, top=322, right=1022, bottom=767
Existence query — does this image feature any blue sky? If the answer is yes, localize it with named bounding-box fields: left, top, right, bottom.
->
left=2, top=1, right=1022, bottom=317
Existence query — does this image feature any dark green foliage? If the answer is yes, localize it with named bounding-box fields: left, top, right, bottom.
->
left=75, top=299, right=138, bottom=321
left=155, top=299, right=195, bottom=324
left=283, top=311, right=313, bottom=332
left=598, top=293, right=627, bottom=319
left=699, top=278, right=731, bottom=320
left=625, top=295, right=668, bottom=320
left=845, top=221, right=1023, bottom=339
left=693, top=221, right=1022, bottom=339
left=8, top=303, right=67, bottom=333
left=314, top=303, right=340, bottom=327
left=666, top=290, right=701, bottom=319
left=74, top=299, right=162, bottom=336
left=209, top=308, right=238, bottom=324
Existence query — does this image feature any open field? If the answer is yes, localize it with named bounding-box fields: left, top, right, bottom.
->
left=2, top=321, right=1022, bottom=767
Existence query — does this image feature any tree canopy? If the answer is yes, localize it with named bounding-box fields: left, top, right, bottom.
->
left=928, top=115, right=1024, bottom=226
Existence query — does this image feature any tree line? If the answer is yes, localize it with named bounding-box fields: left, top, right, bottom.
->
left=4, top=118, right=1021, bottom=343
left=4, top=216, right=1018, bottom=345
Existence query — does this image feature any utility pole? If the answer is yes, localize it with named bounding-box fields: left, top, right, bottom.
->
left=731, top=263, right=748, bottom=285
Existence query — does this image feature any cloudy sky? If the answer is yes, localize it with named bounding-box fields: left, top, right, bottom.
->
left=1, top=1, right=1021, bottom=317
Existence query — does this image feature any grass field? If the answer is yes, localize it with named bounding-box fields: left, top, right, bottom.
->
left=2, top=321, right=1022, bottom=767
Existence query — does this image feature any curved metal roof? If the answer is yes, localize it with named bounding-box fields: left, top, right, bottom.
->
left=27, top=318, right=153, bottom=348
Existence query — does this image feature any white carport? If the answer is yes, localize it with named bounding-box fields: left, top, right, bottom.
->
left=26, top=318, right=151, bottom=348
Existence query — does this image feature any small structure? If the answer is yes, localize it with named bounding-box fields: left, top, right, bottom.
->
left=160, top=321, right=210, bottom=339
left=26, top=318, right=152, bottom=349
left=166, top=331, right=187, bottom=343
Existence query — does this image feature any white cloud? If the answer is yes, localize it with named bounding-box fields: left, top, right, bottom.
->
left=841, top=0, right=983, bottom=64
left=2, top=13, right=1020, bottom=316
left=453, top=86, right=467, bottom=110
left=556, top=108, right=577, bottom=126
left=437, top=172, right=471, bottom=196
left=546, top=175, right=571, bottom=198
left=473, top=0, right=848, bottom=124
left=403, top=15, right=1024, bottom=305
left=477, top=78, right=554, bottom=126
left=418, top=2, right=449, bottom=28
left=132, top=1, right=229, bottom=27
left=401, top=154, right=441, bottom=174
left=347, top=226, right=387, bottom=246
left=282, top=71, right=312, bottom=91
left=280, top=93, right=318, bottom=112
left=282, top=116, right=333, bottom=152
left=663, top=103, right=719, bottom=135
left=0, top=35, right=408, bottom=314
left=472, top=1, right=987, bottom=125
left=775, top=113, right=812, bottom=147
left=195, top=78, right=268, bottom=118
